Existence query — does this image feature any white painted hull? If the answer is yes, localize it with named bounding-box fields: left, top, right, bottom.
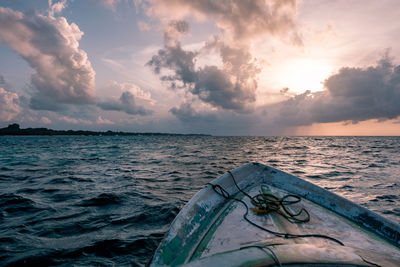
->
left=150, top=163, right=400, bottom=266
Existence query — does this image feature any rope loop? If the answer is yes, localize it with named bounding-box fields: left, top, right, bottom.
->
left=207, top=183, right=230, bottom=199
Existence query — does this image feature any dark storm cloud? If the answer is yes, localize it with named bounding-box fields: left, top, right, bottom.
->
left=272, top=56, right=400, bottom=125
left=169, top=102, right=262, bottom=135
left=30, top=95, right=67, bottom=112
left=170, top=103, right=216, bottom=123
left=0, top=7, right=96, bottom=111
left=148, top=42, right=198, bottom=88
left=147, top=21, right=259, bottom=111
left=98, top=91, right=153, bottom=116
left=147, top=20, right=197, bottom=87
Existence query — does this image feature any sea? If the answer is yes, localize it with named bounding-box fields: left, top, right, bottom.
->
left=0, top=136, right=399, bottom=266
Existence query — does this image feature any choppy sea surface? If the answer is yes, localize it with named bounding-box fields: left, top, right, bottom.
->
left=0, top=136, right=399, bottom=266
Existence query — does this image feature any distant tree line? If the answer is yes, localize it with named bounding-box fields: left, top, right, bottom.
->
left=0, top=124, right=208, bottom=136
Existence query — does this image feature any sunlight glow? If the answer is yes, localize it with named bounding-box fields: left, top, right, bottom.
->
left=280, top=59, right=334, bottom=93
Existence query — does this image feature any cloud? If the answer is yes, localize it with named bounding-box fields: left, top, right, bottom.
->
left=148, top=21, right=197, bottom=85
left=169, top=102, right=249, bottom=134
left=147, top=21, right=260, bottom=111
left=169, top=102, right=270, bottom=135
left=137, top=21, right=151, bottom=31
left=96, top=116, right=115, bottom=125
left=0, top=7, right=96, bottom=110
left=40, top=116, right=52, bottom=124
left=170, top=102, right=216, bottom=123
left=196, top=41, right=260, bottom=110
left=58, top=115, right=93, bottom=125
left=270, top=55, right=400, bottom=125
left=145, top=1, right=301, bottom=113
left=97, top=82, right=154, bottom=115
left=146, top=0, right=301, bottom=44
left=99, top=0, right=120, bottom=11
left=0, top=87, right=22, bottom=122
left=29, top=95, right=68, bottom=111
left=98, top=91, right=153, bottom=115
left=48, top=0, right=68, bottom=17
left=0, top=74, right=17, bottom=92
left=0, top=75, right=24, bottom=122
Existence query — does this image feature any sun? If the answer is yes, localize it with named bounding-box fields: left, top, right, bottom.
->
left=279, top=59, right=333, bottom=93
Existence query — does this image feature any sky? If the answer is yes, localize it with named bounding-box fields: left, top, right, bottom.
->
left=1, top=0, right=400, bottom=135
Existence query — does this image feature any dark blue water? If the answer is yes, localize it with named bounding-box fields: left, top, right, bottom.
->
left=0, top=136, right=399, bottom=266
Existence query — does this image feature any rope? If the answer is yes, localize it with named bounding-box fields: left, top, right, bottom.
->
left=228, top=171, right=310, bottom=223
left=207, top=170, right=344, bottom=246
left=249, top=187, right=310, bottom=223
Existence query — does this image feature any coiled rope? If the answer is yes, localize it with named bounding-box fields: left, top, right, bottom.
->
left=244, top=184, right=310, bottom=223
left=207, top=170, right=344, bottom=246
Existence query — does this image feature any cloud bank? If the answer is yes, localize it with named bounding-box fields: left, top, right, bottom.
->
left=271, top=56, right=400, bottom=126
left=166, top=55, right=400, bottom=134
left=0, top=6, right=96, bottom=110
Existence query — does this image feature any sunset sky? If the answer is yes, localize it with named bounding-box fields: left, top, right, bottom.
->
left=1, top=0, right=400, bottom=135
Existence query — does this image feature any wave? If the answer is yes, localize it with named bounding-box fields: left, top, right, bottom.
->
left=77, top=193, right=123, bottom=207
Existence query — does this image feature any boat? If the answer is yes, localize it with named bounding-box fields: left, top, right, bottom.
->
left=150, top=162, right=400, bottom=266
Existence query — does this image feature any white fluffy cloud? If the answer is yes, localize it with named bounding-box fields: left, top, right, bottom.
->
left=48, top=0, right=68, bottom=17
left=0, top=6, right=96, bottom=110
left=0, top=87, right=22, bottom=122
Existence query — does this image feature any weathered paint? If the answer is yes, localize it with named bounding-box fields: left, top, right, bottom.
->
left=263, top=163, right=400, bottom=247
left=150, top=162, right=400, bottom=266
left=190, top=201, right=238, bottom=260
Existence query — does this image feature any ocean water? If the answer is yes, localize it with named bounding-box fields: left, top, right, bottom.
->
left=0, top=136, right=399, bottom=266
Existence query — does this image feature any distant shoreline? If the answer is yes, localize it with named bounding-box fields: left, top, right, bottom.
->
left=0, top=124, right=210, bottom=136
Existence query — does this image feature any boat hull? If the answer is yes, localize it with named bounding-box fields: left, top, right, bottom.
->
left=150, top=162, right=400, bottom=266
